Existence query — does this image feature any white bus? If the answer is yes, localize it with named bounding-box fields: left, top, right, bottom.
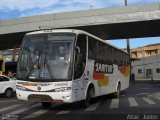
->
left=16, top=29, right=130, bottom=107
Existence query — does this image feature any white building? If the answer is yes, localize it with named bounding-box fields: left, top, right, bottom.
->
left=132, top=55, right=160, bottom=80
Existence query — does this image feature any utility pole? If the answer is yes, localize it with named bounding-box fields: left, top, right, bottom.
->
left=125, top=0, right=132, bottom=82
left=125, top=0, right=127, bottom=6
left=89, top=0, right=94, bottom=9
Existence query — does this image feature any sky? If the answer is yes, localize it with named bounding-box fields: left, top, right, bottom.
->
left=0, top=0, right=160, bottom=48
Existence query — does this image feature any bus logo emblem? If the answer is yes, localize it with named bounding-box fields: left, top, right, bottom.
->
left=37, top=86, right=41, bottom=90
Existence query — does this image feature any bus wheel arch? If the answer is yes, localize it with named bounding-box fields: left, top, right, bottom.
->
left=84, top=83, right=95, bottom=108
left=114, top=81, right=121, bottom=98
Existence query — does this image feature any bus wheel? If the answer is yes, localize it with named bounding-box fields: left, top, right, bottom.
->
left=41, top=102, right=51, bottom=108
left=115, top=83, right=121, bottom=98
left=5, top=89, right=13, bottom=98
left=84, top=87, right=94, bottom=108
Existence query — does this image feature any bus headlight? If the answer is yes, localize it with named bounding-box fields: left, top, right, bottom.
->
left=54, top=87, right=71, bottom=92
left=16, top=85, right=27, bottom=91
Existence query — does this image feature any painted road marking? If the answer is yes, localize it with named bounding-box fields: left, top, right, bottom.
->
left=23, top=109, right=49, bottom=119
left=136, top=93, right=149, bottom=96
left=56, top=110, right=71, bottom=114
left=0, top=100, right=18, bottom=103
left=85, top=102, right=101, bottom=111
left=9, top=104, right=40, bottom=114
left=128, top=97, right=138, bottom=107
left=109, top=99, right=119, bottom=109
left=0, top=104, right=21, bottom=113
left=142, top=97, right=155, bottom=105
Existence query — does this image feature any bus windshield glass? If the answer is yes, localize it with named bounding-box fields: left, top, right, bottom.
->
left=17, top=33, right=75, bottom=81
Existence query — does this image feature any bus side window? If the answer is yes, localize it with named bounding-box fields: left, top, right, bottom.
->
left=74, top=34, right=87, bottom=79
left=88, top=37, right=98, bottom=59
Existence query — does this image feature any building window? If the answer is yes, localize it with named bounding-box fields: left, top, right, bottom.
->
left=138, top=69, right=142, bottom=74
left=155, top=50, right=158, bottom=55
left=156, top=68, right=160, bottom=73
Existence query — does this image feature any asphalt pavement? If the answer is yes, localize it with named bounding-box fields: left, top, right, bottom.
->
left=0, top=81, right=160, bottom=120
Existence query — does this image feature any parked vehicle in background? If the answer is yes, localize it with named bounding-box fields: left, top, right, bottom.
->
left=0, top=55, right=5, bottom=75
left=0, top=53, right=17, bottom=78
left=0, top=75, right=16, bottom=97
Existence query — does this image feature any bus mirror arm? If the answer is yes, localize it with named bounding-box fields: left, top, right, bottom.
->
left=76, top=54, right=82, bottom=65
left=75, top=46, right=82, bottom=65
left=75, top=46, right=80, bottom=54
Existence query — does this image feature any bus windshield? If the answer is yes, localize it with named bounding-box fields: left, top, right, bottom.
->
left=17, top=33, right=75, bottom=82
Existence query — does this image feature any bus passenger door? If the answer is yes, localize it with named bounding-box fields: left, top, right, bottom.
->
left=73, top=34, right=87, bottom=101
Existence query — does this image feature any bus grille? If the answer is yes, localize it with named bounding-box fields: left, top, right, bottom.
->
left=28, top=94, right=53, bottom=102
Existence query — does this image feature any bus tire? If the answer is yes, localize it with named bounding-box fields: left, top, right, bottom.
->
left=41, top=102, right=51, bottom=108
left=5, top=88, right=13, bottom=98
left=115, top=83, right=121, bottom=98
left=83, top=87, right=94, bottom=108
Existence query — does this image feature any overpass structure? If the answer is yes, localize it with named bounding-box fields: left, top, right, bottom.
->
left=0, top=3, right=160, bottom=49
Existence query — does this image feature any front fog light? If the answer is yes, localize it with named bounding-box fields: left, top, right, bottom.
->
left=62, top=96, right=71, bottom=100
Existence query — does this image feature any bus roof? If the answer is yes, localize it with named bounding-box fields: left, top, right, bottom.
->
left=26, top=29, right=128, bottom=54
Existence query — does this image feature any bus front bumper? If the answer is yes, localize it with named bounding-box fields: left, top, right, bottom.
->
left=16, top=90, right=73, bottom=103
